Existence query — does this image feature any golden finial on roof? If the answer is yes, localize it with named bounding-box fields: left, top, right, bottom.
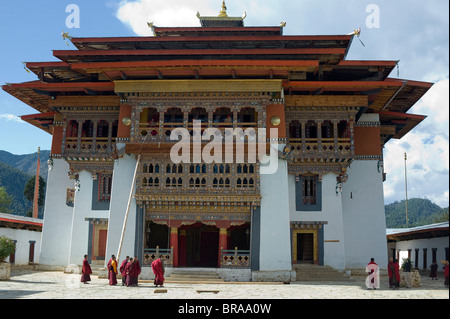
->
left=218, top=0, right=228, bottom=17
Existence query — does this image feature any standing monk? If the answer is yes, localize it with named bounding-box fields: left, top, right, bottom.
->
left=134, top=256, right=141, bottom=286
left=392, top=259, right=401, bottom=289
left=365, top=258, right=379, bottom=289
left=120, top=256, right=130, bottom=286
left=151, top=258, right=165, bottom=287
left=444, top=260, right=449, bottom=288
left=109, top=256, right=118, bottom=285
left=429, top=261, right=438, bottom=280
left=107, top=255, right=115, bottom=282
left=126, top=258, right=139, bottom=287
left=402, top=258, right=412, bottom=288
left=388, top=257, right=395, bottom=288
left=81, top=255, right=92, bottom=284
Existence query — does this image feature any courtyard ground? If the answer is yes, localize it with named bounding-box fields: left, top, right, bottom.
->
left=0, top=268, right=448, bottom=300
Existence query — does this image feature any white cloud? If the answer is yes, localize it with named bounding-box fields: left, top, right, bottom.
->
left=116, top=0, right=218, bottom=35
left=0, top=114, right=24, bottom=123
left=383, top=79, right=449, bottom=208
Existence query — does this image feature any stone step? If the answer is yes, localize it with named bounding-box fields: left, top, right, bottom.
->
left=169, top=273, right=221, bottom=279
left=293, top=264, right=351, bottom=281
left=166, top=268, right=224, bottom=283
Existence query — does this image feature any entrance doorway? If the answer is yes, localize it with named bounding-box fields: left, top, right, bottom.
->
left=98, top=230, right=107, bottom=260
left=185, top=223, right=219, bottom=267
left=297, top=233, right=314, bottom=263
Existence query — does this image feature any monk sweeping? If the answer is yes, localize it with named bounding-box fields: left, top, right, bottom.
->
left=151, top=258, right=165, bottom=287
left=80, top=255, right=92, bottom=284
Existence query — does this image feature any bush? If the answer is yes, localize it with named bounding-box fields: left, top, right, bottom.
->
left=0, top=236, right=15, bottom=262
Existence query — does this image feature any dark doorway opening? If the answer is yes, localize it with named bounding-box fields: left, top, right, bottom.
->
left=185, top=223, right=219, bottom=268
left=146, top=222, right=169, bottom=249
left=297, top=233, right=314, bottom=263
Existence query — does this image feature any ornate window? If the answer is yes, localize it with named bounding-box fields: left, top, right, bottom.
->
left=303, top=176, right=316, bottom=205
left=138, top=160, right=259, bottom=193
left=98, top=173, right=112, bottom=202
left=295, top=175, right=322, bottom=211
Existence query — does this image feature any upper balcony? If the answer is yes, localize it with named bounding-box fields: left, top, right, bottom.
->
left=133, top=106, right=259, bottom=143
left=62, top=119, right=118, bottom=157
left=286, top=119, right=353, bottom=160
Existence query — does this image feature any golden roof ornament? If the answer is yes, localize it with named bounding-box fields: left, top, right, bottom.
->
left=218, top=1, right=228, bottom=17
left=197, top=1, right=246, bottom=27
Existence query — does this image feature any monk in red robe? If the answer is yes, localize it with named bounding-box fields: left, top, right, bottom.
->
left=444, top=260, right=449, bottom=288
left=151, top=258, right=165, bottom=287
left=120, top=256, right=130, bottom=286
left=392, top=259, right=401, bottom=289
left=106, top=255, right=114, bottom=282
left=125, top=258, right=140, bottom=287
left=365, top=258, right=379, bottom=289
left=81, top=255, right=92, bottom=284
left=134, top=256, right=141, bottom=286
left=109, top=256, right=118, bottom=285
left=387, top=257, right=395, bottom=288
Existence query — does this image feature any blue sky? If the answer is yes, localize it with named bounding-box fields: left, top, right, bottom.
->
left=0, top=0, right=448, bottom=207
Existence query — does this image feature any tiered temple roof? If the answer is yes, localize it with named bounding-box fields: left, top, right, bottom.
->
left=3, top=3, right=432, bottom=145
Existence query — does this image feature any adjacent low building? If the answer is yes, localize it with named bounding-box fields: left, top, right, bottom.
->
left=0, top=213, right=43, bottom=265
left=387, top=222, right=449, bottom=271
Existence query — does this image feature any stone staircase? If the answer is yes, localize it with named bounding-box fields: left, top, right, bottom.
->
left=293, top=264, right=352, bottom=282
left=91, top=260, right=106, bottom=276
left=166, top=268, right=225, bottom=283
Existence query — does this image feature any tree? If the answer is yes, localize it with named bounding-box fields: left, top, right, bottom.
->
left=0, top=187, right=12, bottom=213
left=23, top=175, right=46, bottom=211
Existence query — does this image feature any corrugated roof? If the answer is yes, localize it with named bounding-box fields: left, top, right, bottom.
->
left=386, top=222, right=449, bottom=236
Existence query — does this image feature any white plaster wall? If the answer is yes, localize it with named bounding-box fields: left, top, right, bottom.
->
left=288, top=173, right=347, bottom=270
left=392, top=236, right=449, bottom=269
left=68, top=170, right=109, bottom=265
left=39, top=158, right=75, bottom=266
left=259, top=159, right=292, bottom=271
left=341, top=160, right=388, bottom=269
left=105, top=152, right=138, bottom=264
left=0, top=228, right=41, bottom=265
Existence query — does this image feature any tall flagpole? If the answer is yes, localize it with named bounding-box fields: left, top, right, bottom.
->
left=404, top=152, right=408, bottom=227
left=32, top=147, right=41, bottom=219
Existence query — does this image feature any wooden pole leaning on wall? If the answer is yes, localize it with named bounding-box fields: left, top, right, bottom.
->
left=32, top=147, right=41, bottom=219
left=116, top=153, right=141, bottom=262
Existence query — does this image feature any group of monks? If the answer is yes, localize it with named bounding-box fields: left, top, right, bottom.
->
left=80, top=254, right=165, bottom=287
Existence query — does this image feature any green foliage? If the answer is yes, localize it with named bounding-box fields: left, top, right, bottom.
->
left=23, top=175, right=46, bottom=207
left=0, top=150, right=49, bottom=216
left=0, top=162, right=32, bottom=215
left=0, top=236, right=16, bottom=262
left=385, top=198, right=449, bottom=228
left=0, top=187, right=13, bottom=213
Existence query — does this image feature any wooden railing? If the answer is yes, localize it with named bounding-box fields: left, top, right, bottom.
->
left=287, top=137, right=352, bottom=158
left=135, top=121, right=259, bottom=142
left=63, top=137, right=116, bottom=154
left=220, top=247, right=251, bottom=268
left=143, top=246, right=173, bottom=267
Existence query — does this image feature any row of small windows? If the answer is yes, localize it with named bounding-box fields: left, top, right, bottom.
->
left=142, top=177, right=255, bottom=188
left=143, top=163, right=255, bottom=174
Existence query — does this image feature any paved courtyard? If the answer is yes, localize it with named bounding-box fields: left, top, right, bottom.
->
left=0, top=268, right=448, bottom=300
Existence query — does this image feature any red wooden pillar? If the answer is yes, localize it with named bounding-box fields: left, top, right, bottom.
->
left=218, top=228, right=228, bottom=267
left=170, top=227, right=179, bottom=267
left=178, top=229, right=187, bottom=267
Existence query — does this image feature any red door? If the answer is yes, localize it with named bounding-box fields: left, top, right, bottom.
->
left=98, top=230, right=107, bottom=259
